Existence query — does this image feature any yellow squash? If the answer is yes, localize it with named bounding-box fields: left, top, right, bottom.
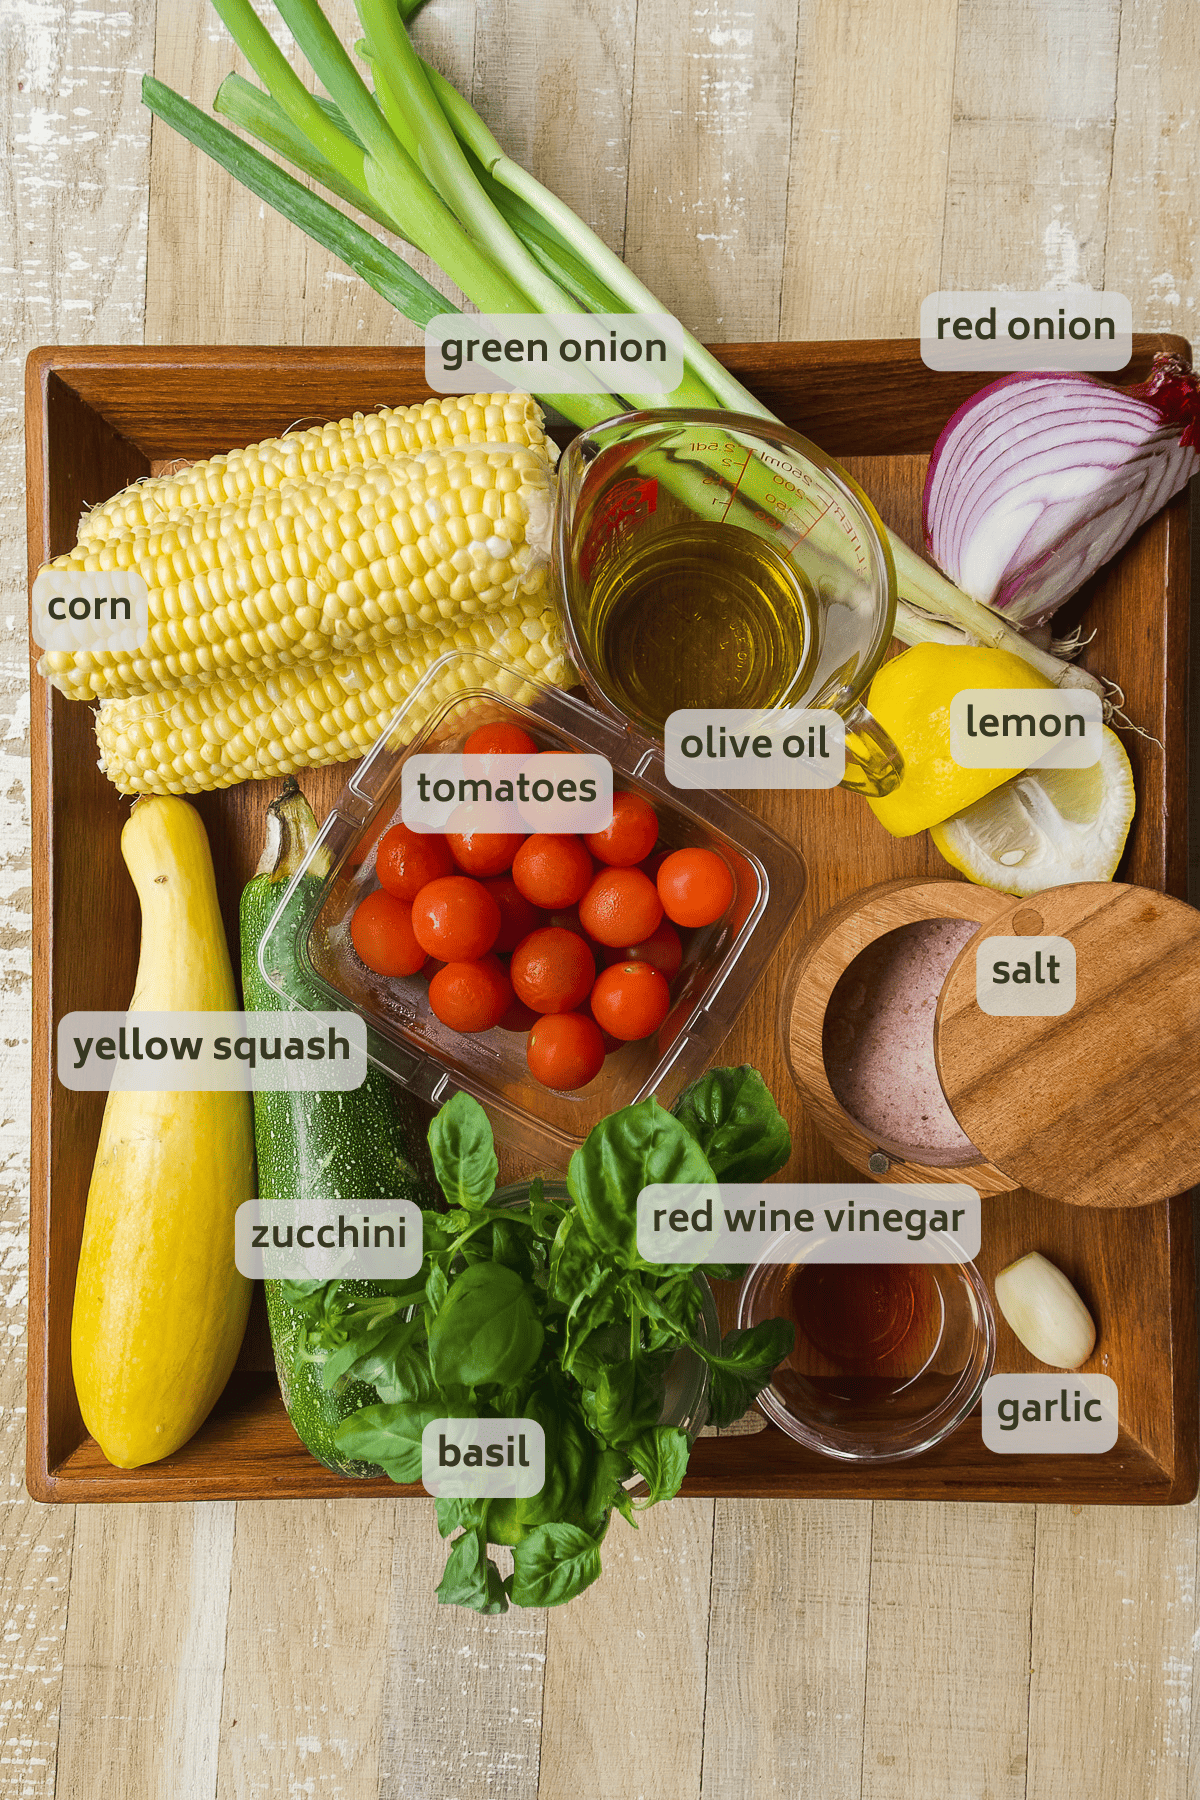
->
left=70, top=797, right=254, bottom=1467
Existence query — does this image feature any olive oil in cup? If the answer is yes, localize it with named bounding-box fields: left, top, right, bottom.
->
left=589, top=520, right=817, bottom=721
left=553, top=410, right=903, bottom=795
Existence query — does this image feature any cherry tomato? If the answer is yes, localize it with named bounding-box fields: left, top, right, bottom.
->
left=498, top=994, right=540, bottom=1032
left=512, top=833, right=593, bottom=909
left=350, top=890, right=426, bottom=977
left=463, top=721, right=538, bottom=756
left=578, top=866, right=663, bottom=948
left=428, top=955, right=513, bottom=1033
left=445, top=827, right=525, bottom=877
left=546, top=905, right=600, bottom=942
left=590, top=961, right=671, bottom=1041
left=509, top=926, right=595, bottom=1014
left=526, top=1011, right=606, bottom=1091
left=585, top=790, right=659, bottom=867
left=410, top=875, right=501, bottom=961
left=656, top=847, right=734, bottom=928
left=483, top=874, right=546, bottom=954
left=375, top=822, right=456, bottom=901
left=600, top=915, right=683, bottom=979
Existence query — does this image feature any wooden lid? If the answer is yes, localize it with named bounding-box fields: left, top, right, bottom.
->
left=935, top=883, right=1200, bottom=1208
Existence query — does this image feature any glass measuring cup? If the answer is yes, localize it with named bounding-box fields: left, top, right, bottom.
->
left=552, top=410, right=903, bottom=795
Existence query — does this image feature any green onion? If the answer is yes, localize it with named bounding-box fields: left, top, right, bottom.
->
left=354, top=0, right=575, bottom=314
left=150, top=0, right=1099, bottom=694
left=141, top=76, right=452, bottom=326
left=214, top=72, right=398, bottom=233
left=420, top=59, right=758, bottom=420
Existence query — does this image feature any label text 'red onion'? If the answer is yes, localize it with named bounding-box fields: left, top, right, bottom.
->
left=920, top=291, right=1132, bottom=372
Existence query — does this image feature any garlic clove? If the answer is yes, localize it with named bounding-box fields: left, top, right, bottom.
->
left=993, top=1251, right=1096, bottom=1370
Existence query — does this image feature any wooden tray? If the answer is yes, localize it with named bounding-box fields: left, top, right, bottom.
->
left=26, top=339, right=1197, bottom=1505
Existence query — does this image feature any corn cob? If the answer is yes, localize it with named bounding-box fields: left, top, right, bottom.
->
left=94, top=603, right=571, bottom=796
left=77, top=393, right=554, bottom=542
left=39, top=441, right=554, bottom=704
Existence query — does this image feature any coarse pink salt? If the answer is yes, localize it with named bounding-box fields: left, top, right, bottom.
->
left=822, top=918, right=979, bottom=1162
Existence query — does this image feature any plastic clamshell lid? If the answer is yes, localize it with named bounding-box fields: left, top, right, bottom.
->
left=257, top=649, right=809, bottom=1163
left=934, top=882, right=1200, bottom=1208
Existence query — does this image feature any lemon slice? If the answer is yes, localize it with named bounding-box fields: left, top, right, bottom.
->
left=930, top=726, right=1135, bottom=894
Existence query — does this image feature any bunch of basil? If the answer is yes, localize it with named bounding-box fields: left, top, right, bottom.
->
left=280, top=1066, right=795, bottom=1612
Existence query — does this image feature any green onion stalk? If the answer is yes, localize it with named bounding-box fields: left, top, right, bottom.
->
left=143, top=0, right=1102, bottom=698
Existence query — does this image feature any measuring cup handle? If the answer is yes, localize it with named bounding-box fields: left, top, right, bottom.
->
left=840, top=701, right=905, bottom=798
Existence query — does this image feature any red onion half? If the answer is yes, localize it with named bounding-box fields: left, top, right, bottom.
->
left=923, top=354, right=1200, bottom=626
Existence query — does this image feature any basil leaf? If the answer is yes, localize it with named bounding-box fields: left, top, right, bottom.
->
left=580, top=1354, right=668, bottom=1448
left=318, top=1318, right=395, bottom=1391
left=528, top=1181, right=565, bottom=1242
left=490, top=1218, right=533, bottom=1276
left=627, top=1425, right=690, bottom=1505
left=320, top=1313, right=428, bottom=1399
left=509, top=1522, right=603, bottom=1608
left=671, top=1065, right=792, bottom=1181
left=428, top=1263, right=544, bottom=1388
left=567, top=1098, right=715, bottom=1267
left=699, top=1319, right=796, bottom=1429
left=436, top=1527, right=509, bottom=1614
left=424, top=1263, right=449, bottom=1317
left=565, top=1313, right=631, bottom=1384
left=581, top=1446, right=631, bottom=1534
left=625, top=1277, right=695, bottom=1348
left=275, top=1277, right=327, bottom=1306
left=421, top=1211, right=466, bottom=1257
left=332, top=1402, right=443, bottom=1483
left=549, top=1211, right=604, bottom=1305
left=429, top=1091, right=498, bottom=1210
left=434, top=1496, right=488, bottom=1540
left=355, top=1322, right=436, bottom=1406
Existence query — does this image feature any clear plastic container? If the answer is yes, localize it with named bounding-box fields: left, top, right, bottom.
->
left=258, top=651, right=807, bottom=1163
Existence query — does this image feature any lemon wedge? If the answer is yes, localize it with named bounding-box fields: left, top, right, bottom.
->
left=930, top=726, right=1135, bottom=894
left=866, top=644, right=1054, bottom=837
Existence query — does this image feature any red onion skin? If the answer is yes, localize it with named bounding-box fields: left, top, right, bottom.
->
left=1129, top=352, right=1200, bottom=449
left=922, top=355, right=1200, bottom=625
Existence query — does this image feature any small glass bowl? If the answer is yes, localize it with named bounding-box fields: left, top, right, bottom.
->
left=737, top=1231, right=995, bottom=1462
left=494, top=1182, right=717, bottom=1442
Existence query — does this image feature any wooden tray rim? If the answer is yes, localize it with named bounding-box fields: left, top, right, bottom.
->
left=25, top=338, right=1198, bottom=1507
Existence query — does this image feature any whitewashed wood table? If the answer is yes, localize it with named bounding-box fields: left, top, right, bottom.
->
left=3, top=2, right=1199, bottom=1795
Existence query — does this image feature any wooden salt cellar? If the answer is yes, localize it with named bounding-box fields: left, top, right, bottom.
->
left=783, top=878, right=1200, bottom=1208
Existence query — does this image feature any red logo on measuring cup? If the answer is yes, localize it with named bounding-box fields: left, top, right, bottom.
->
left=579, top=477, right=658, bottom=581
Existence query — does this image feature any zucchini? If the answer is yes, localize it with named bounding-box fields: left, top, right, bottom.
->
left=240, top=780, right=440, bottom=1475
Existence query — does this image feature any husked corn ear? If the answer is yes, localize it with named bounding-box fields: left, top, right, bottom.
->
left=77, top=393, right=553, bottom=541
left=95, top=603, right=572, bottom=796
left=40, top=442, right=554, bottom=704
